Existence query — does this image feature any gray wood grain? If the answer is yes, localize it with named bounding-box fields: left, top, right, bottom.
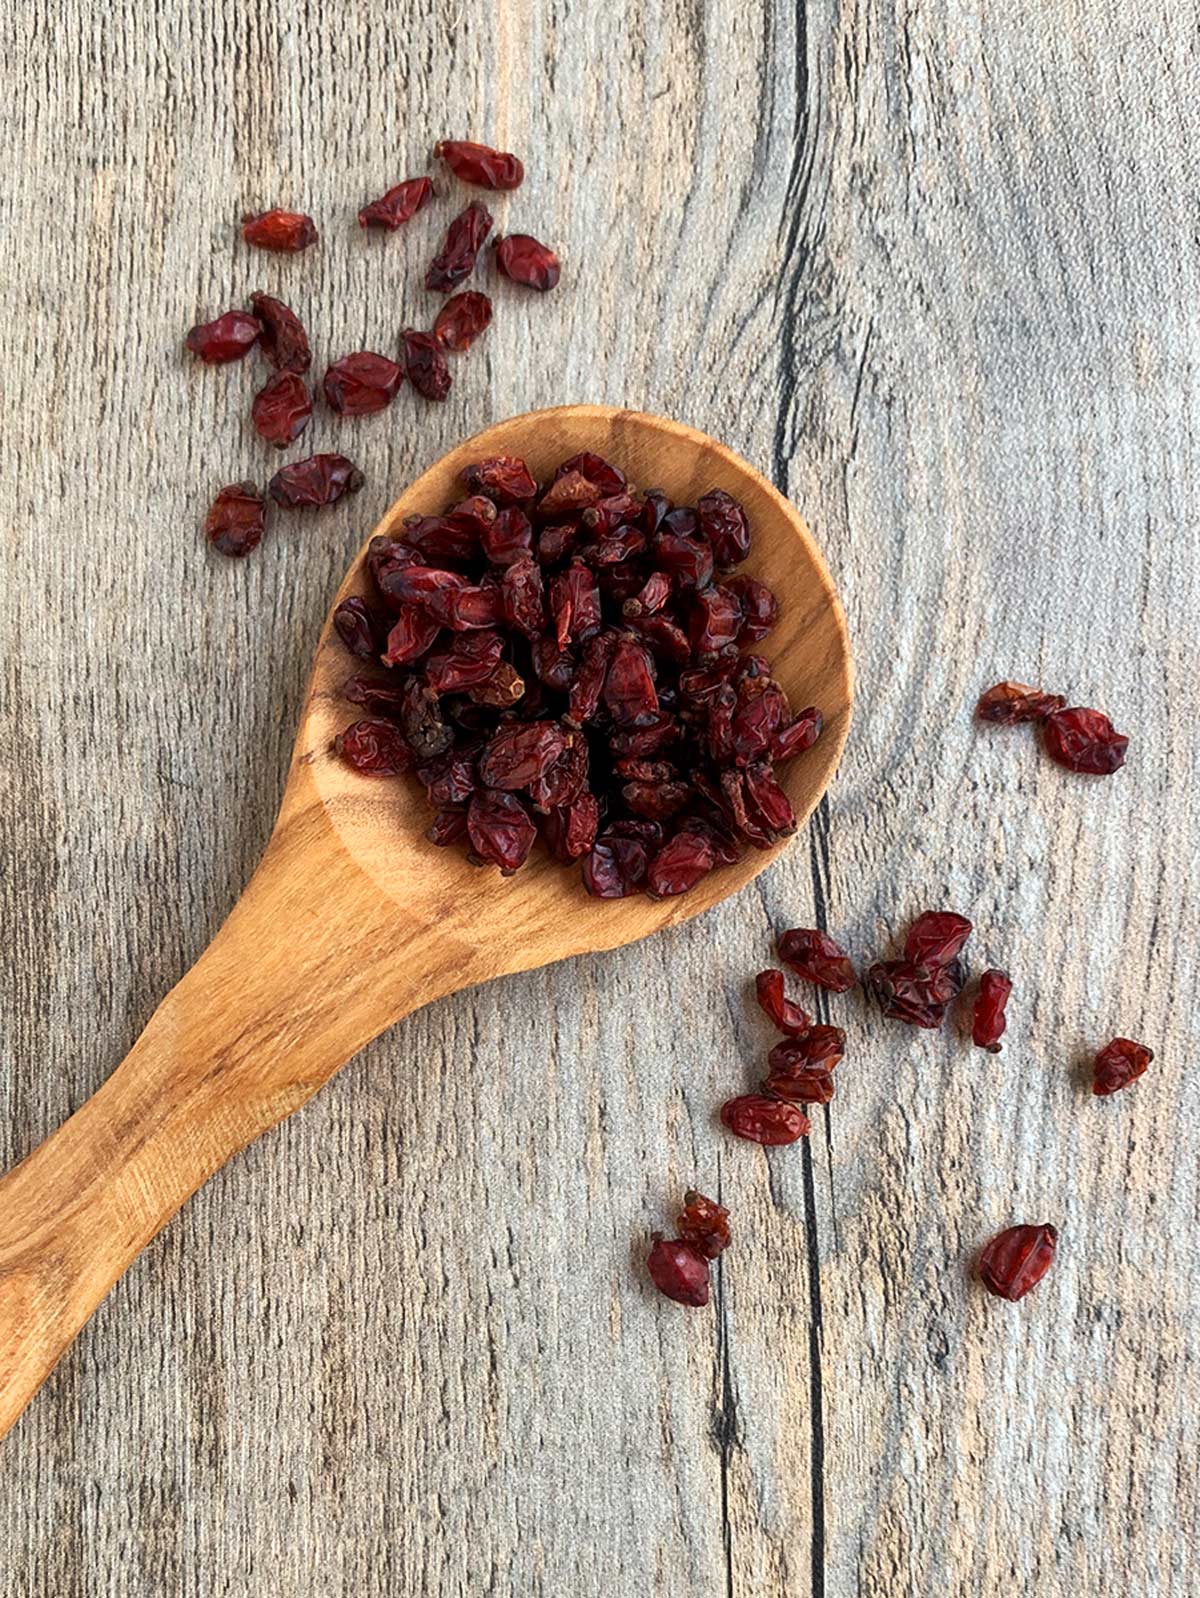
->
left=2, top=0, right=1198, bottom=1593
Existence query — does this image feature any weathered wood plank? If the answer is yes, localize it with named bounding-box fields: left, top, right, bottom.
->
left=1, top=0, right=1197, bottom=1593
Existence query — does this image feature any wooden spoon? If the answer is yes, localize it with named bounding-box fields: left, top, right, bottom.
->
left=0, top=404, right=851, bottom=1441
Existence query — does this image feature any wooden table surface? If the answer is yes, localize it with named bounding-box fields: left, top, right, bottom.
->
left=1, top=2, right=1197, bottom=1593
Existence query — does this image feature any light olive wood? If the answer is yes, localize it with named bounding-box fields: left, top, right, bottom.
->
left=0, top=405, right=851, bottom=1443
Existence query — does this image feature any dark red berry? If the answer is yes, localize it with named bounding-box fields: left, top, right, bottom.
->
left=185, top=311, right=261, bottom=364
left=335, top=718, right=413, bottom=777
left=358, top=177, right=434, bottom=229
left=251, top=372, right=311, bottom=447
left=646, top=831, right=715, bottom=897
left=904, top=911, right=972, bottom=968
left=463, top=456, right=538, bottom=505
left=434, top=291, right=494, bottom=352
left=777, top=928, right=856, bottom=992
left=333, top=597, right=383, bottom=659
left=241, top=209, right=318, bottom=252
left=773, top=709, right=823, bottom=762
left=753, top=970, right=812, bottom=1036
left=249, top=293, right=311, bottom=374
left=697, top=489, right=750, bottom=567
left=1092, top=1037, right=1153, bottom=1096
left=978, top=1224, right=1057, bottom=1302
left=1041, top=707, right=1129, bottom=774
left=868, top=959, right=964, bottom=1029
left=677, top=1191, right=730, bottom=1260
left=323, top=352, right=405, bottom=415
left=467, top=788, right=536, bottom=874
left=764, top=1026, right=845, bottom=1105
left=434, top=139, right=524, bottom=190
left=401, top=329, right=452, bottom=402
left=495, top=233, right=561, bottom=291
left=972, top=970, right=1012, bottom=1053
left=205, top=481, right=266, bottom=558
left=647, top=1238, right=710, bottom=1306
left=269, top=454, right=364, bottom=508
left=721, top=1094, right=809, bottom=1145
left=427, top=202, right=493, bottom=293
left=976, top=681, right=1066, bottom=723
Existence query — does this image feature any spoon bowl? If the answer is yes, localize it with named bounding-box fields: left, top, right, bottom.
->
left=0, top=404, right=851, bottom=1440
left=302, top=404, right=852, bottom=983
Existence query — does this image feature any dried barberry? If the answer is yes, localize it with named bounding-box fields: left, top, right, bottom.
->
left=647, top=1237, right=710, bottom=1306
left=241, top=209, right=318, bottom=252
left=972, top=970, right=1012, bottom=1053
left=433, top=291, right=493, bottom=352
left=467, top=788, right=536, bottom=874
left=868, top=958, right=964, bottom=1029
left=435, top=139, right=524, bottom=190
left=495, top=234, right=561, bottom=291
left=251, top=372, right=312, bottom=448
left=976, top=681, right=1066, bottom=723
left=1042, top=707, right=1129, bottom=775
left=1092, top=1037, right=1153, bottom=1096
left=427, top=202, right=493, bottom=293
left=335, top=718, right=413, bottom=777
left=249, top=293, right=311, bottom=374
left=677, top=1191, right=730, bottom=1259
left=764, top=1026, right=845, bottom=1104
left=904, top=911, right=972, bottom=968
left=205, top=481, right=266, bottom=558
left=333, top=597, right=383, bottom=660
left=185, top=311, right=261, bottom=364
left=401, top=329, right=452, bottom=402
left=269, top=453, right=364, bottom=508
left=358, top=177, right=434, bottom=229
left=978, top=1224, right=1057, bottom=1302
left=721, top=1094, right=809, bottom=1145
left=323, top=352, right=405, bottom=415
left=777, top=928, right=856, bottom=992
left=753, top=970, right=811, bottom=1036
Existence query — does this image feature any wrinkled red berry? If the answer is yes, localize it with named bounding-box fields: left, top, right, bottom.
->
left=765, top=1026, right=845, bottom=1104
left=323, top=352, right=405, bottom=415
left=335, top=718, right=413, bottom=777
left=205, top=481, right=266, bottom=558
left=976, top=680, right=1066, bottom=723
left=724, top=575, right=778, bottom=641
left=721, top=1094, right=809, bottom=1145
left=753, top=970, right=812, bottom=1036
left=1092, top=1037, right=1153, bottom=1096
left=646, top=830, right=715, bottom=897
left=463, top=456, right=538, bottom=505
left=1042, top=707, right=1128, bottom=775
left=972, top=969, right=1012, bottom=1053
left=773, top=709, right=823, bottom=762
left=868, top=958, right=964, bottom=1029
left=978, top=1223, right=1057, bottom=1301
left=358, top=177, right=434, bottom=229
left=241, top=209, right=318, bottom=252
left=433, top=291, right=493, bottom=352
left=677, top=1191, right=730, bottom=1260
left=777, top=928, right=856, bottom=992
left=251, top=371, right=312, bottom=447
left=904, top=911, right=972, bottom=968
left=435, top=139, right=524, bottom=190
left=249, top=293, right=311, bottom=374
left=269, top=453, right=364, bottom=508
left=427, top=202, right=493, bottom=293
left=467, top=788, right=537, bottom=874
left=401, top=329, right=452, bottom=402
left=647, top=1237, right=710, bottom=1306
left=495, top=233, right=561, bottom=291
left=185, top=310, right=261, bottom=364
left=333, top=597, right=382, bottom=659
left=697, top=489, right=750, bottom=566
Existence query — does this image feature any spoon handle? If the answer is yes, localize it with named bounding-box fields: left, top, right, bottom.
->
left=0, top=798, right=436, bottom=1442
